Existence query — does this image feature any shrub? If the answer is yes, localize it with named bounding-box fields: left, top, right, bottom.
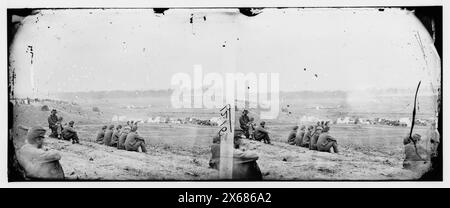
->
left=41, top=105, right=50, bottom=111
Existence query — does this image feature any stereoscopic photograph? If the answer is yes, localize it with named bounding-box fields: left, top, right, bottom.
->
left=7, top=7, right=442, bottom=181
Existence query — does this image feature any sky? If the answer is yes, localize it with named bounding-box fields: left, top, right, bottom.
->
left=10, top=8, right=440, bottom=98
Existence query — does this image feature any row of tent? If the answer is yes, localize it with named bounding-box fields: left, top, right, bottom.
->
left=111, top=115, right=226, bottom=126
left=298, top=116, right=429, bottom=127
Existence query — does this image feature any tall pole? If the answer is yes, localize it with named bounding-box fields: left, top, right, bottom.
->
left=218, top=12, right=238, bottom=180
left=219, top=104, right=235, bottom=179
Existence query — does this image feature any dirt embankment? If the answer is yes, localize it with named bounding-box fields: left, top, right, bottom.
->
left=11, top=102, right=427, bottom=180
left=44, top=138, right=218, bottom=180
left=40, top=137, right=422, bottom=181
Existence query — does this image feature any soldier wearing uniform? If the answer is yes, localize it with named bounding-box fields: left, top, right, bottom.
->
left=403, top=133, right=429, bottom=171
left=103, top=125, right=115, bottom=146
left=95, top=125, right=107, bottom=144
left=316, top=126, right=339, bottom=153
left=239, top=110, right=251, bottom=139
left=61, top=121, right=80, bottom=144
left=124, top=126, right=147, bottom=153
left=309, top=126, right=322, bottom=150
left=254, top=121, right=271, bottom=144
left=294, top=125, right=306, bottom=146
left=17, top=126, right=64, bottom=180
left=287, top=126, right=298, bottom=145
left=48, top=109, right=59, bottom=138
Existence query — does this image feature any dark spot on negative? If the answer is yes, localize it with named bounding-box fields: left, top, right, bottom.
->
left=203, top=16, right=206, bottom=21
left=378, top=8, right=385, bottom=12
left=239, top=8, right=263, bottom=17
left=153, top=8, right=169, bottom=15
left=190, top=14, right=193, bottom=24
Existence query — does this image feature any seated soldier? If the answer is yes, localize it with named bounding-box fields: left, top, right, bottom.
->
left=209, top=135, right=221, bottom=169
left=103, top=125, right=115, bottom=146
left=16, top=126, right=65, bottom=180
left=428, top=122, right=440, bottom=158
left=287, top=126, right=298, bottom=145
left=124, top=125, right=147, bottom=153
left=61, top=121, right=80, bottom=144
left=403, top=133, right=429, bottom=171
left=96, top=125, right=107, bottom=144
left=117, top=126, right=131, bottom=150
left=110, top=125, right=122, bottom=147
left=403, top=133, right=422, bottom=145
left=309, top=126, right=322, bottom=150
left=294, top=125, right=306, bottom=146
left=316, top=126, right=339, bottom=153
left=232, top=133, right=263, bottom=180
left=300, top=125, right=312, bottom=148
left=254, top=121, right=271, bottom=144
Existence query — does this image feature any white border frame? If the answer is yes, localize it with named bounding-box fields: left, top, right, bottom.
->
left=1, top=0, right=447, bottom=188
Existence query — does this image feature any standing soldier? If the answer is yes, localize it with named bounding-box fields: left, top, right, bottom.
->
left=48, top=109, right=59, bottom=138
left=247, top=117, right=256, bottom=140
left=232, top=133, right=263, bottom=180
left=56, top=116, right=64, bottom=139
left=239, top=110, right=251, bottom=139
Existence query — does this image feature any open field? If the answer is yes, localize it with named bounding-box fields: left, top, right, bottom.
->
left=11, top=94, right=434, bottom=180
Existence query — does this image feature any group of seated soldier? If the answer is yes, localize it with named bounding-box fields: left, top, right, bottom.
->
left=287, top=121, right=339, bottom=154
left=95, top=121, right=147, bottom=153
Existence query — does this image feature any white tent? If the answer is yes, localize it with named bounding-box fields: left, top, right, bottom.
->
left=399, top=117, right=411, bottom=127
